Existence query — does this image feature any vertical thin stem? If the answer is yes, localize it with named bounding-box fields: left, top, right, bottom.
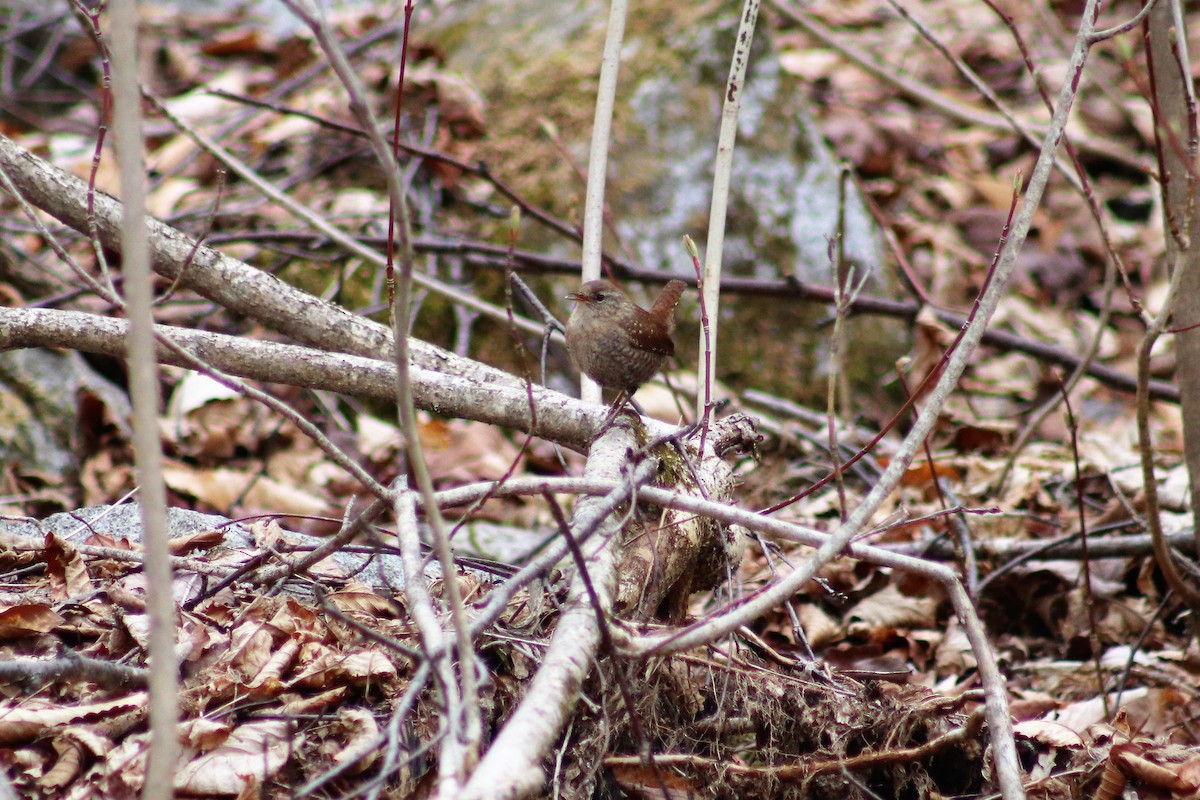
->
left=697, top=0, right=759, bottom=422
left=579, top=0, right=630, bottom=404
left=385, top=0, right=416, bottom=307
left=109, top=0, right=177, bottom=797
left=278, top=0, right=482, bottom=785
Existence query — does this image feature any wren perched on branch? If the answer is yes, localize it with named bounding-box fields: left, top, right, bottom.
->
left=566, top=279, right=687, bottom=407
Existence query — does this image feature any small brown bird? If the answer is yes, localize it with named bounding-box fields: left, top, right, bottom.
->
left=566, top=279, right=687, bottom=402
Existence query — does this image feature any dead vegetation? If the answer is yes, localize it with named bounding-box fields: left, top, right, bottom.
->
left=1, top=0, right=1200, bottom=798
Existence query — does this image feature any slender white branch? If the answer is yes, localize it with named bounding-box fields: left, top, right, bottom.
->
left=698, top=0, right=759, bottom=421
left=459, top=424, right=639, bottom=800
left=108, top=0, right=178, bottom=796
left=0, top=306, right=674, bottom=450
left=0, top=133, right=527, bottom=385
left=578, top=0, right=629, bottom=404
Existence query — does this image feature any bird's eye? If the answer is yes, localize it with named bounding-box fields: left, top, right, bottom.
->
left=593, top=292, right=606, bottom=302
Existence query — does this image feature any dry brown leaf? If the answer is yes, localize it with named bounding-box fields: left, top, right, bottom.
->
left=167, top=529, right=224, bottom=555
left=162, top=464, right=329, bottom=517
left=1112, top=744, right=1198, bottom=793
left=1176, top=754, right=1200, bottom=789
left=173, top=720, right=295, bottom=794
left=289, top=641, right=340, bottom=690
left=326, top=586, right=397, bottom=617
left=199, top=29, right=261, bottom=57
left=43, top=535, right=92, bottom=600
left=244, top=634, right=303, bottom=692
left=418, top=417, right=522, bottom=486
left=0, top=604, right=65, bottom=640
left=933, top=618, right=976, bottom=676
left=278, top=687, right=349, bottom=715
left=227, top=617, right=281, bottom=679
left=338, top=650, right=398, bottom=684
left=408, top=66, right=487, bottom=136
left=1047, top=688, right=1148, bottom=734
left=795, top=602, right=842, bottom=650
left=330, top=707, right=381, bottom=772
left=41, top=736, right=85, bottom=791
left=845, top=582, right=939, bottom=634
left=119, top=613, right=153, bottom=650
left=1012, top=720, right=1086, bottom=748
left=81, top=450, right=136, bottom=506
left=0, top=694, right=147, bottom=746
left=610, top=762, right=704, bottom=800
left=178, top=717, right=231, bottom=751
left=267, top=597, right=322, bottom=636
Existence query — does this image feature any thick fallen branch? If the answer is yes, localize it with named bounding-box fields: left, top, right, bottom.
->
left=0, top=306, right=607, bottom=450
left=460, top=423, right=637, bottom=799
left=0, top=133, right=524, bottom=390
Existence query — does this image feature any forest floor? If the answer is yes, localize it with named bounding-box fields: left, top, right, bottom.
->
left=0, top=1, right=1198, bottom=798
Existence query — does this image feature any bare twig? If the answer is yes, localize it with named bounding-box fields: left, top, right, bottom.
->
left=577, top=0, right=630, bottom=405
left=768, top=0, right=1144, bottom=171
left=107, top=0, right=178, bottom=796
left=625, top=2, right=1109, bottom=795
left=697, top=0, right=759, bottom=421
left=1059, top=373, right=1107, bottom=715
left=459, top=422, right=639, bottom=799
left=0, top=306, right=644, bottom=449
left=278, top=0, right=482, bottom=784
left=1142, top=0, right=1200, bottom=607
left=684, top=235, right=714, bottom=448
left=68, top=0, right=118, bottom=301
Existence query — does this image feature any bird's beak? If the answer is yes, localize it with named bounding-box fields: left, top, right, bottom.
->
left=566, top=291, right=587, bottom=303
